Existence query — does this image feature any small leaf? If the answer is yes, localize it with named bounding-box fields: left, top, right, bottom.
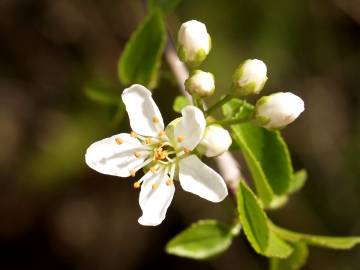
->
left=166, top=220, right=233, bottom=259
left=288, top=169, right=307, bottom=194
left=270, top=242, right=309, bottom=270
left=148, top=0, right=182, bottom=13
left=118, top=10, right=166, bottom=89
left=173, top=95, right=190, bottom=113
left=222, top=98, right=253, bottom=122
left=237, top=182, right=293, bottom=258
left=237, top=181, right=269, bottom=253
left=265, top=232, right=294, bottom=259
left=270, top=223, right=360, bottom=249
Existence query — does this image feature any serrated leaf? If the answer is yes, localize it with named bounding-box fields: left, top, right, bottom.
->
left=270, top=223, right=360, bottom=249
left=166, top=220, right=233, bottom=260
left=270, top=242, right=309, bottom=270
left=288, top=169, right=307, bottom=194
left=237, top=182, right=293, bottom=258
left=173, top=95, right=190, bottom=113
left=148, top=0, right=182, bottom=13
left=118, top=10, right=166, bottom=89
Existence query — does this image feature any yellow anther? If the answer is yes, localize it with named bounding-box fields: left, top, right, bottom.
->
left=133, top=181, right=141, bottom=189
left=158, top=130, right=166, bottom=137
left=152, top=116, right=159, bottom=124
left=134, top=151, right=141, bottom=158
left=154, top=148, right=167, bottom=160
left=166, top=179, right=173, bottom=186
left=145, top=138, right=152, bottom=145
left=152, top=183, right=158, bottom=189
left=130, top=170, right=136, bottom=177
left=115, top=137, right=123, bottom=145
left=150, top=166, right=156, bottom=173
left=184, top=147, right=191, bottom=154
left=131, top=131, right=137, bottom=138
left=177, top=135, right=184, bottom=143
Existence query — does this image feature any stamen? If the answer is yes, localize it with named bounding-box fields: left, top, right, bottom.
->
left=152, top=183, right=158, bottom=189
left=183, top=147, right=191, bottom=154
left=152, top=116, right=159, bottom=124
left=166, top=179, right=173, bottom=186
left=134, top=151, right=141, bottom=158
left=130, top=170, right=136, bottom=177
left=177, top=135, right=184, bottom=143
left=115, top=137, right=123, bottom=145
left=133, top=181, right=141, bottom=189
left=158, top=130, right=166, bottom=137
left=145, top=138, right=152, bottom=145
left=150, top=166, right=157, bottom=173
left=131, top=131, right=137, bottom=138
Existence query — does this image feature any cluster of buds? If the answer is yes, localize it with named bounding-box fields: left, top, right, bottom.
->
left=177, top=19, right=304, bottom=156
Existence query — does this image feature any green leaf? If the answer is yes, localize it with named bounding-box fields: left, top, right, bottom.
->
left=270, top=242, right=309, bottom=270
left=266, top=232, right=293, bottom=259
left=237, top=182, right=292, bottom=258
left=288, top=169, right=307, bottom=194
left=148, top=0, right=182, bottom=13
left=237, top=181, right=269, bottom=252
left=165, top=220, right=233, bottom=260
left=118, top=10, right=166, bottom=89
left=270, top=223, right=360, bottom=249
left=173, top=95, right=190, bottom=113
left=223, top=99, right=294, bottom=205
left=222, top=98, right=253, bottom=122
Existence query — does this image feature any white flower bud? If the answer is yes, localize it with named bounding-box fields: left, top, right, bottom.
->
left=185, top=70, right=215, bottom=97
left=198, top=125, right=232, bottom=157
left=233, top=59, right=268, bottom=96
left=255, top=92, right=305, bottom=130
left=177, top=20, right=211, bottom=67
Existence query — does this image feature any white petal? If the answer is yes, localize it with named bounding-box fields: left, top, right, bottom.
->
left=174, top=105, right=206, bottom=150
left=138, top=169, right=175, bottom=226
left=85, top=133, right=149, bottom=177
left=179, top=155, right=228, bottom=202
left=121, top=84, right=164, bottom=137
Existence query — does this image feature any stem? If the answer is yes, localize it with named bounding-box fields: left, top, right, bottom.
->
left=205, top=94, right=234, bottom=116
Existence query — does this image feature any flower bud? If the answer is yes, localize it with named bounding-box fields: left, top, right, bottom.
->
left=232, top=59, right=268, bottom=96
left=177, top=20, right=211, bottom=67
left=198, top=125, right=232, bottom=157
left=254, top=92, right=305, bottom=130
left=185, top=70, right=215, bottom=97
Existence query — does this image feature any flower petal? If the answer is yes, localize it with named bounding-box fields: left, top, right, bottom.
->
left=138, top=169, right=175, bottom=226
left=179, top=155, right=228, bottom=202
left=121, top=84, right=164, bottom=137
left=85, top=133, right=149, bottom=177
left=174, top=105, right=206, bottom=150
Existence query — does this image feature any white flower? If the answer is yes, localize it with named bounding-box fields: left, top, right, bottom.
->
left=85, top=84, right=228, bottom=226
left=255, top=92, right=305, bottom=130
left=198, top=125, right=232, bottom=157
left=185, top=70, right=215, bottom=97
left=177, top=20, right=211, bottom=67
left=233, top=59, right=268, bottom=96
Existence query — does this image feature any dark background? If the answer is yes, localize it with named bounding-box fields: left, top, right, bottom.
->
left=0, top=0, right=359, bottom=269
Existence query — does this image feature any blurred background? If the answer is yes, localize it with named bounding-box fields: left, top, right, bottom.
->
left=0, top=0, right=359, bottom=269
